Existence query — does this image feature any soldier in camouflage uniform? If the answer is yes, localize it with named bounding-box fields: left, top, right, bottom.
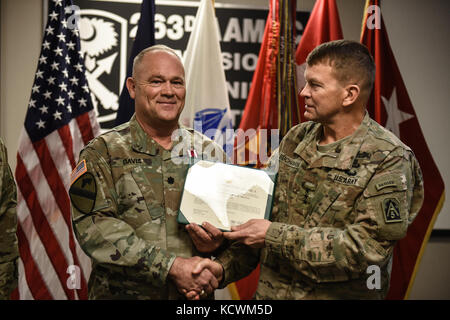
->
left=191, top=40, right=424, bottom=299
left=0, top=138, right=19, bottom=299
left=69, top=45, right=224, bottom=299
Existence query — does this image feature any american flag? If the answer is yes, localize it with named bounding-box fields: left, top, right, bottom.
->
left=13, top=0, right=99, bottom=299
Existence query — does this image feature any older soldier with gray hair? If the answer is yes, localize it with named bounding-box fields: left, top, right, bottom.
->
left=191, top=40, right=424, bottom=300
left=0, top=138, right=18, bottom=299
left=69, top=45, right=223, bottom=299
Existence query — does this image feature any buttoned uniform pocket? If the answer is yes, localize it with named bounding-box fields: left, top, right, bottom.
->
left=313, top=172, right=366, bottom=228
left=131, top=166, right=165, bottom=220
left=362, top=173, right=409, bottom=241
left=111, top=168, right=154, bottom=231
left=303, top=183, right=341, bottom=228
left=274, top=154, right=302, bottom=223
left=127, top=165, right=169, bottom=245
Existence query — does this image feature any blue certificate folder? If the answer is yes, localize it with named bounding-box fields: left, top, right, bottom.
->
left=177, top=160, right=277, bottom=231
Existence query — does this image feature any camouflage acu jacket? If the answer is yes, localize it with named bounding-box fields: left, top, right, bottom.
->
left=70, top=115, right=224, bottom=299
left=217, top=113, right=424, bottom=299
left=0, top=138, right=18, bottom=300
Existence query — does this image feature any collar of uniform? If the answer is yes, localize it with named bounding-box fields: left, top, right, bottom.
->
left=293, top=122, right=322, bottom=165
left=334, top=111, right=371, bottom=170
left=130, top=115, right=186, bottom=158
left=129, top=115, right=158, bottom=155
left=294, top=112, right=371, bottom=170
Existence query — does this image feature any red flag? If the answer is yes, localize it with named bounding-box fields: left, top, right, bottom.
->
left=232, top=0, right=344, bottom=301
left=295, top=0, right=343, bottom=123
left=13, top=0, right=100, bottom=299
left=361, top=0, right=445, bottom=299
left=232, top=0, right=298, bottom=299
left=235, top=0, right=297, bottom=168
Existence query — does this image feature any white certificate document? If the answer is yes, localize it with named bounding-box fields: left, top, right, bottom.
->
left=178, top=160, right=275, bottom=231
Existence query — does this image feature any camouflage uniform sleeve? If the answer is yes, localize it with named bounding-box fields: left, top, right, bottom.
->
left=264, top=147, right=424, bottom=283
left=215, top=242, right=260, bottom=288
left=0, top=140, right=19, bottom=299
left=70, top=146, right=176, bottom=288
left=214, top=150, right=279, bottom=287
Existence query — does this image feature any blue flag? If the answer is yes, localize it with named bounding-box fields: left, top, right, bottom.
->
left=115, top=0, right=155, bottom=126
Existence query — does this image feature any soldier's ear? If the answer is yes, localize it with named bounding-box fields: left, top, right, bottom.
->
left=342, top=84, right=360, bottom=107
left=126, top=77, right=136, bottom=99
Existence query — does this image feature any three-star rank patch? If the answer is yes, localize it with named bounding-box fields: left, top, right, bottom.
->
left=69, top=171, right=97, bottom=215
left=382, top=198, right=402, bottom=223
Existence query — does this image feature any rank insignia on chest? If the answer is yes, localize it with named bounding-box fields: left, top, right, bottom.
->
left=382, top=198, right=402, bottom=223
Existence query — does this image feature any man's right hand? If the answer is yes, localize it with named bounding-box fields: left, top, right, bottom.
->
left=185, top=259, right=224, bottom=300
left=168, top=256, right=219, bottom=298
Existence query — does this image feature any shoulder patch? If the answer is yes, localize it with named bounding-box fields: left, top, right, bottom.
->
left=382, top=198, right=402, bottom=223
left=375, top=179, right=397, bottom=191
left=71, top=160, right=87, bottom=186
left=69, top=172, right=97, bottom=215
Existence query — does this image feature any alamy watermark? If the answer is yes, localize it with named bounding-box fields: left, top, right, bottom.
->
left=366, top=5, right=381, bottom=30
left=366, top=265, right=381, bottom=290
left=66, top=265, right=81, bottom=290
left=170, top=123, right=280, bottom=174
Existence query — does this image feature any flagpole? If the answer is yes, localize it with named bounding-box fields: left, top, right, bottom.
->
left=360, top=0, right=370, bottom=42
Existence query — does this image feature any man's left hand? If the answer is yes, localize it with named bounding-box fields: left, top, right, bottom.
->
left=186, top=222, right=224, bottom=253
left=223, top=219, right=271, bottom=248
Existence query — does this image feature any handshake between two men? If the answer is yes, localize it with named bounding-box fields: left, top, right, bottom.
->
left=168, top=219, right=272, bottom=300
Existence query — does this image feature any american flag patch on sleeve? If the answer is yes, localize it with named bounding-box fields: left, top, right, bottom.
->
left=70, top=159, right=87, bottom=186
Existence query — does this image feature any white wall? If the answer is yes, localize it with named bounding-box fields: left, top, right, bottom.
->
left=1, top=0, right=43, bottom=168
left=1, top=0, right=449, bottom=299
left=381, top=0, right=450, bottom=231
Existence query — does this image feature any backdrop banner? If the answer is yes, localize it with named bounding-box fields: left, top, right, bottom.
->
left=72, top=0, right=309, bottom=131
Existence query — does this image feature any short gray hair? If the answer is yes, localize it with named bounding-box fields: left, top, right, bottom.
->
left=132, top=44, right=183, bottom=77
